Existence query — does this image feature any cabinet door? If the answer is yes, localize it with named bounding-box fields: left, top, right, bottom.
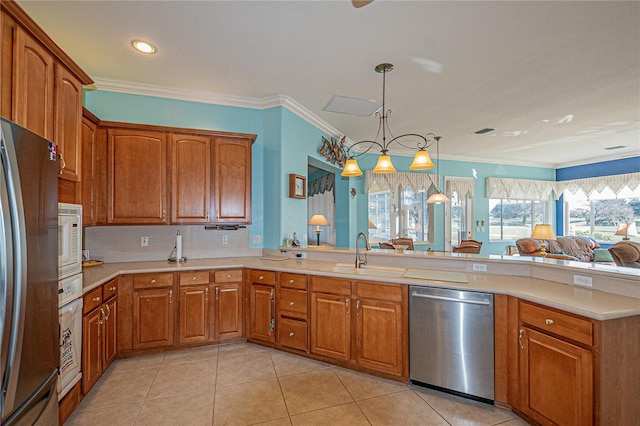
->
left=171, top=134, right=211, bottom=223
left=54, top=64, right=82, bottom=182
left=519, top=327, right=593, bottom=426
left=310, top=293, right=351, bottom=361
left=81, top=115, right=97, bottom=225
left=82, top=308, right=102, bottom=394
left=212, top=137, right=252, bottom=223
left=102, top=297, right=118, bottom=370
left=12, top=27, right=54, bottom=140
left=179, top=285, right=210, bottom=344
left=107, top=129, right=168, bottom=224
left=249, top=284, right=275, bottom=343
left=215, top=283, right=243, bottom=341
left=355, top=298, right=403, bottom=375
left=133, top=288, right=174, bottom=349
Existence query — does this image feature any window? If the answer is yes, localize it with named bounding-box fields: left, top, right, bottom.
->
left=449, top=189, right=473, bottom=246
left=368, top=187, right=432, bottom=243
left=564, top=186, right=640, bottom=243
left=489, top=199, right=548, bottom=241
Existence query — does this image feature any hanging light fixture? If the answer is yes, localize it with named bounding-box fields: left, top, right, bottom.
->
left=426, top=136, right=450, bottom=204
left=340, top=63, right=439, bottom=177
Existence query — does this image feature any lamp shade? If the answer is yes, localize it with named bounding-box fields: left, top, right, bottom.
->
left=341, top=158, right=363, bottom=177
left=615, top=222, right=638, bottom=239
left=308, top=214, right=330, bottom=227
left=427, top=191, right=450, bottom=204
left=409, top=149, right=435, bottom=170
left=531, top=224, right=556, bottom=240
left=368, top=219, right=377, bottom=229
left=373, top=154, right=396, bottom=173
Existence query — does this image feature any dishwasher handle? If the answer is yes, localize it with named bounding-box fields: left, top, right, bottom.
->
left=411, top=291, right=492, bottom=306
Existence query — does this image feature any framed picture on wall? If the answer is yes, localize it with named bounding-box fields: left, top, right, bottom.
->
left=289, top=174, right=306, bottom=199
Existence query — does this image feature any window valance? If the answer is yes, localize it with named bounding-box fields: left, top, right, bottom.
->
left=366, top=170, right=438, bottom=196
left=558, top=172, right=640, bottom=198
left=308, top=173, right=335, bottom=197
left=486, top=177, right=558, bottom=200
left=446, top=178, right=474, bottom=199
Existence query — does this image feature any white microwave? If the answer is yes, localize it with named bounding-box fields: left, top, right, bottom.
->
left=58, top=203, right=82, bottom=279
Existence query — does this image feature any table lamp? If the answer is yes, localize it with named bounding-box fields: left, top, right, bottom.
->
left=308, top=214, right=330, bottom=246
left=615, top=222, right=638, bottom=240
left=530, top=224, right=556, bottom=257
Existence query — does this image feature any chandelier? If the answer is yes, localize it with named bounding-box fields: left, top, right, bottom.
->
left=340, top=63, right=449, bottom=203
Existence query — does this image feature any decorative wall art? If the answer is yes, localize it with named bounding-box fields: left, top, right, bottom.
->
left=289, top=174, right=307, bottom=199
left=319, top=136, right=348, bottom=168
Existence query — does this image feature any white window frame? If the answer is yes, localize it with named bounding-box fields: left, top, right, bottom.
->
left=444, top=177, right=474, bottom=251
left=489, top=198, right=550, bottom=242
left=368, top=187, right=434, bottom=244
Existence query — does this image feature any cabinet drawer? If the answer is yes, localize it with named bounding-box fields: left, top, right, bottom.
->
left=133, top=272, right=174, bottom=289
left=213, top=269, right=242, bottom=283
left=279, top=317, right=307, bottom=351
left=311, top=276, right=351, bottom=295
left=102, top=280, right=118, bottom=301
left=355, top=281, right=403, bottom=302
left=179, top=270, right=209, bottom=286
left=280, top=273, right=307, bottom=290
left=519, top=301, right=593, bottom=346
left=278, top=288, right=307, bottom=319
left=250, top=270, right=276, bottom=285
left=83, top=287, right=102, bottom=314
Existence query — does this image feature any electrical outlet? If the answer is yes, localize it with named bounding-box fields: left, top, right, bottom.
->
left=221, top=235, right=228, bottom=245
left=573, top=275, right=593, bottom=287
left=141, top=237, right=148, bottom=247
left=472, top=263, right=487, bottom=272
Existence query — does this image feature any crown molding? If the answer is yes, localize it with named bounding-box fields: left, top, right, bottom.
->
left=90, top=77, right=344, bottom=139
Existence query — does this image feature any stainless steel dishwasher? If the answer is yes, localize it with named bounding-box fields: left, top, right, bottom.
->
left=410, top=286, right=494, bottom=403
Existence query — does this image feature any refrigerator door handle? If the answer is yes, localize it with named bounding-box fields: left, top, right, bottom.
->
left=0, top=128, right=29, bottom=417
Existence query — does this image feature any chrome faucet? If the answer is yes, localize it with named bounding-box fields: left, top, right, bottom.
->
left=355, top=232, right=370, bottom=268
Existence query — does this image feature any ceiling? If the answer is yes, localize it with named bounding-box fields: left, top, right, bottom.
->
left=17, top=0, right=640, bottom=168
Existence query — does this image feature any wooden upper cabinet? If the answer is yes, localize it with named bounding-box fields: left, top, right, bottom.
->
left=213, top=137, right=252, bottom=223
left=171, top=133, right=211, bottom=223
left=107, top=128, right=168, bottom=224
left=54, top=64, right=83, bottom=182
left=81, top=112, right=97, bottom=225
left=12, top=26, right=54, bottom=140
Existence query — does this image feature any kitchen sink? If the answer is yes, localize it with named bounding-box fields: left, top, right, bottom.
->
left=330, top=263, right=406, bottom=278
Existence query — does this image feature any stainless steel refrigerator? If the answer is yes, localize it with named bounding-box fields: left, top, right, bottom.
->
left=1, top=118, right=59, bottom=425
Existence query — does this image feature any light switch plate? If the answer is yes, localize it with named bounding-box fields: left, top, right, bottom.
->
left=252, top=235, right=262, bottom=244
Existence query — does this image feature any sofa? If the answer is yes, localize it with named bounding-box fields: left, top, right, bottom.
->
left=608, top=241, right=640, bottom=268
left=516, top=236, right=610, bottom=263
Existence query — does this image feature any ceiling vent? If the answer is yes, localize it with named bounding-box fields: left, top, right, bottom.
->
left=474, top=128, right=496, bottom=134
left=323, top=95, right=382, bottom=117
left=604, top=145, right=627, bottom=150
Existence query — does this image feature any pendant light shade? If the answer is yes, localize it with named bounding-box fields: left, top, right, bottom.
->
left=409, top=149, right=435, bottom=170
left=372, top=153, right=396, bottom=174
left=341, top=157, right=363, bottom=177
left=426, top=191, right=450, bottom=204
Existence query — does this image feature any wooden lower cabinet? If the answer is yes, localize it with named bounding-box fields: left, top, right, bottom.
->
left=249, top=284, right=275, bottom=343
left=179, top=285, right=210, bottom=344
left=214, top=283, right=243, bottom=340
left=310, top=292, right=351, bottom=361
left=355, top=298, right=403, bottom=375
left=133, top=287, right=174, bottom=349
left=82, top=280, right=118, bottom=395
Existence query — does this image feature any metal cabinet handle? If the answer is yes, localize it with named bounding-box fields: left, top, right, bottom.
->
left=289, top=301, right=294, bottom=307
left=58, top=153, right=65, bottom=175
left=259, top=275, right=264, bottom=281
left=169, top=290, right=173, bottom=304
left=104, top=303, right=111, bottom=321
left=226, top=274, right=231, bottom=279
left=162, top=210, right=166, bottom=220
left=151, top=279, right=156, bottom=284
left=206, top=211, right=209, bottom=222
left=289, top=332, right=294, bottom=337
left=92, top=296, right=101, bottom=302
left=205, top=287, right=209, bottom=302
left=289, top=279, right=294, bottom=284
left=345, top=299, right=349, bottom=314
left=109, top=286, right=116, bottom=291
left=519, top=328, right=525, bottom=349
left=356, top=300, right=361, bottom=316
left=545, top=319, right=554, bottom=325
left=215, top=287, right=219, bottom=300
left=192, top=276, right=197, bottom=281
left=99, top=307, right=105, bottom=325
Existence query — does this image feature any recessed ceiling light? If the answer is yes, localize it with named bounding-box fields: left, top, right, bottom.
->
left=131, top=40, right=156, bottom=54
left=474, top=128, right=495, bottom=134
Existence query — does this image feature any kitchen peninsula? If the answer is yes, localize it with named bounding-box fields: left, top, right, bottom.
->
left=80, top=250, right=639, bottom=426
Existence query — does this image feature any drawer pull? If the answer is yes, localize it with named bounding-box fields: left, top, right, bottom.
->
left=205, top=288, right=209, bottom=302
left=545, top=319, right=554, bottom=325
left=215, top=287, right=219, bottom=300
left=226, top=274, right=231, bottom=279
left=289, top=301, right=294, bottom=307
left=169, top=290, right=173, bottom=304
left=519, top=328, right=525, bottom=349
left=289, top=332, right=294, bottom=337
left=259, top=275, right=264, bottom=280
left=192, top=276, right=197, bottom=281
left=151, top=279, right=156, bottom=284
left=92, top=296, right=100, bottom=302
left=109, top=286, right=116, bottom=291
left=289, top=279, right=294, bottom=284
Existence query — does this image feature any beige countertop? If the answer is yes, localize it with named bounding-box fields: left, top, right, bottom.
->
left=81, top=256, right=640, bottom=321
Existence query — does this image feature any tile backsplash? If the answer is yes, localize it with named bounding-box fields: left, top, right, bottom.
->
left=84, top=225, right=260, bottom=263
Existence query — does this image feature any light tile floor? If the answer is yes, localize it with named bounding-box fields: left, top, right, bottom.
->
left=66, top=343, right=528, bottom=426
